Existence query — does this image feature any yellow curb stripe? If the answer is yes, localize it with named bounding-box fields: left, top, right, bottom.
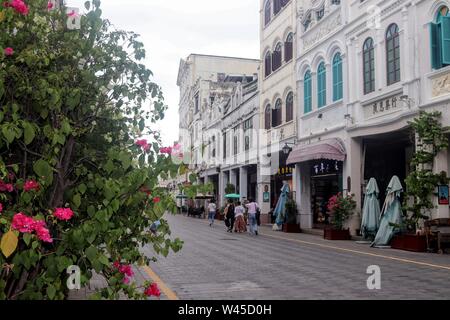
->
left=142, top=265, right=179, bottom=300
left=263, top=233, right=450, bottom=271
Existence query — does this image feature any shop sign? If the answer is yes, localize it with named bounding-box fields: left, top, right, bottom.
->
left=277, top=166, right=293, bottom=177
left=363, top=93, right=403, bottom=120
left=311, top=160, right=341, bottom=176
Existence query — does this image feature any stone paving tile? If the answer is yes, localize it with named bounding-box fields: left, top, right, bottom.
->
left=140, top=214, right=450, bottom=300
left=69, top=213, right=450, bottom=300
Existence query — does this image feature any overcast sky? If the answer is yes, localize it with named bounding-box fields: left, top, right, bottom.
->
left=66, top=0, right=260, bottom=146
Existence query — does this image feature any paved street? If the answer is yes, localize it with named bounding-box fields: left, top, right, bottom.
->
left=137, top=213, right=450, bottom=300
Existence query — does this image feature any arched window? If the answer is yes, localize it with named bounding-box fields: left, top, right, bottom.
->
left=264, top=104, right=271, bottom=130
left=304, top=71, right=312, bottom=113
left=430, top=6, right=450, bottom=70
left=264, top=51, right=272, bottom=77
left=386, top=23, right=400, bottom=85
left=274, top=0, right=282, bottom=15
left=286, top=92, right=293, bottom=122
left=264, top=1, right=271, bottom=26
left=332, top=53, right=343, bottom=101
left=363, top=38, right=375, bottom=94
left=272, top=99, right=282, bottom=127
left=317, top=62, right=327, bottom=108
left=272, top=43, right=282, bottom=71
left=285, top=33, right=294, bottom=62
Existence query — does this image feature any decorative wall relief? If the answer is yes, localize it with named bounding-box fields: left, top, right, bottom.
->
left=303, top=12, right=342, bottom=51
left=432, top=71, right=450, bottom=98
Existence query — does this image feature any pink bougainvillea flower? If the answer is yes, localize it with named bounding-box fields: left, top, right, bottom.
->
left=67, top=9, right=78, bottom=17
left=135, top=139, right=147, bottom=147
left=118, top=264, right=134, bottom=278
left=0, top=181, right=14, bottom=193
left=9, top=0, right=29, bottom=15
left=140, top=187, right=151, bottom=196
left=160, top=147, right=173, bottom=155
left=34, top=224, right=53, bottom=243
left=23, top=180, right=40, bottom=192
left=11, top=213, right=52, bottom=242
left=0, top=203, right=3, bottom=213
left=4, top=47, right=14, bottom=56
left=11, top=212, right=35, bottom=233
left=113, top=261, right=120, bottom=269
left=47, top=1, right=53, bottom=10
left=53, top=207, right=74, bottom=221
left=144, top=283, right=161, bottom=297
left=136, top=139, right=150, bottom=152
left=152, top=197, right=160, bottom=204
left=122, top=277, right=130, bottom=285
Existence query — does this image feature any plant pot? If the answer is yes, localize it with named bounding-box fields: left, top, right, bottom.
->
left=282, top=223, right=301, bottom=233
left=324, top=228, right=351, bottom=240
left=390, top=234, right=427, bottom=252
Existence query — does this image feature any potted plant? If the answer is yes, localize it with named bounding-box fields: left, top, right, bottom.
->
left=324, top=192, right=356, bottom=240
left=393, top=112, right=450, bottom=252
left=282, top=198, right=301, bottom=233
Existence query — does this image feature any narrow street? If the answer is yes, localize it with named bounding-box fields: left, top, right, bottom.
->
left=134, top=214, right=450, bottom=300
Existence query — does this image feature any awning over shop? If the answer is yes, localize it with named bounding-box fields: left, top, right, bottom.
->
left=286, top=138, right=346, bottom=165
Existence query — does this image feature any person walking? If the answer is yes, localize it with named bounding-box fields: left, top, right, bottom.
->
left=207, top=199, right=216, bottom=227
left=234, top=201, right=246, bottom=233
left=224, top=200, right=235, bottom=233
left=245, top=198, right=259, bottom=236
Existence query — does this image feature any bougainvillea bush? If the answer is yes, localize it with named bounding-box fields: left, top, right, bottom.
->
left=0, top=0, right=185, bottom=299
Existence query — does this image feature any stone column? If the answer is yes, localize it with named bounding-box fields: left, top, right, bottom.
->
left=345, top=137, right=363, bottom=235
left=293, top=164, right=302, bottom=225
left=258, top=166, right=271, bottom=223
left=230, top=169, right=238, bottom=193
left=434, top=149, right=450, bottom=219
left=239, top=166, right=248, bottom=201
left=219, top=170, right=229, bottom=208
left=299, top=162, right=312, bottom=229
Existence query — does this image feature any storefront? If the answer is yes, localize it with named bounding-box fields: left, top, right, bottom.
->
left=362, top=129, right=414, bottom=206
left=271, top=151, right=294, bottom=209
left=310, top=159, right=343, bottom=228
left=286, top=138, right=347, bottom=230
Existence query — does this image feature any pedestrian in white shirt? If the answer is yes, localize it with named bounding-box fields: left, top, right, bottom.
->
left=245, top=198, right=259, bottom=236
left=207, top=200, right=216, bottom=227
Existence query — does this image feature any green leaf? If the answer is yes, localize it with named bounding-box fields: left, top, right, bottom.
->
left=98, top=254, right=109, bottom=266
left=78, top=184, right=87, bottom=195
left=46, top=285, right=56, bottom=300
left=85, top=246, right=98, bottom=263
left=33, top=159, right=53, bottom=184
left=84, top=1, right=91, bottom=10
left=73, top=194, right=81, bottom=209
left=23, top=122, right=35, bottom=145
left=23, top=233, right=32, bottom=246
left=87, top=206, right=96, bottom=217
left=2, top=124, right=16, bottom=144
left=104, top=160, right=114, bottom=174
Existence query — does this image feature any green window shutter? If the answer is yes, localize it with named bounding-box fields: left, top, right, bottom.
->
left=430, top=23, right=441, bottom=69
left=441, top=17, right=450, bottom=65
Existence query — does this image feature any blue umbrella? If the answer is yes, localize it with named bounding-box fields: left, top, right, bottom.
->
left=225, top=193, right=240, bottom=199
left=361, top=178, right=381, bottom=240
left=371, top=176, right=403, bottom=247
left=273, top=183, right=290, bottom=227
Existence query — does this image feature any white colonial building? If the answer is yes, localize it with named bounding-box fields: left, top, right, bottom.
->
left=259, top=0, right=300, bottom=223
left=288, top=0, right=450, bottom=234
left=176, top=54, right=259, bottom=205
